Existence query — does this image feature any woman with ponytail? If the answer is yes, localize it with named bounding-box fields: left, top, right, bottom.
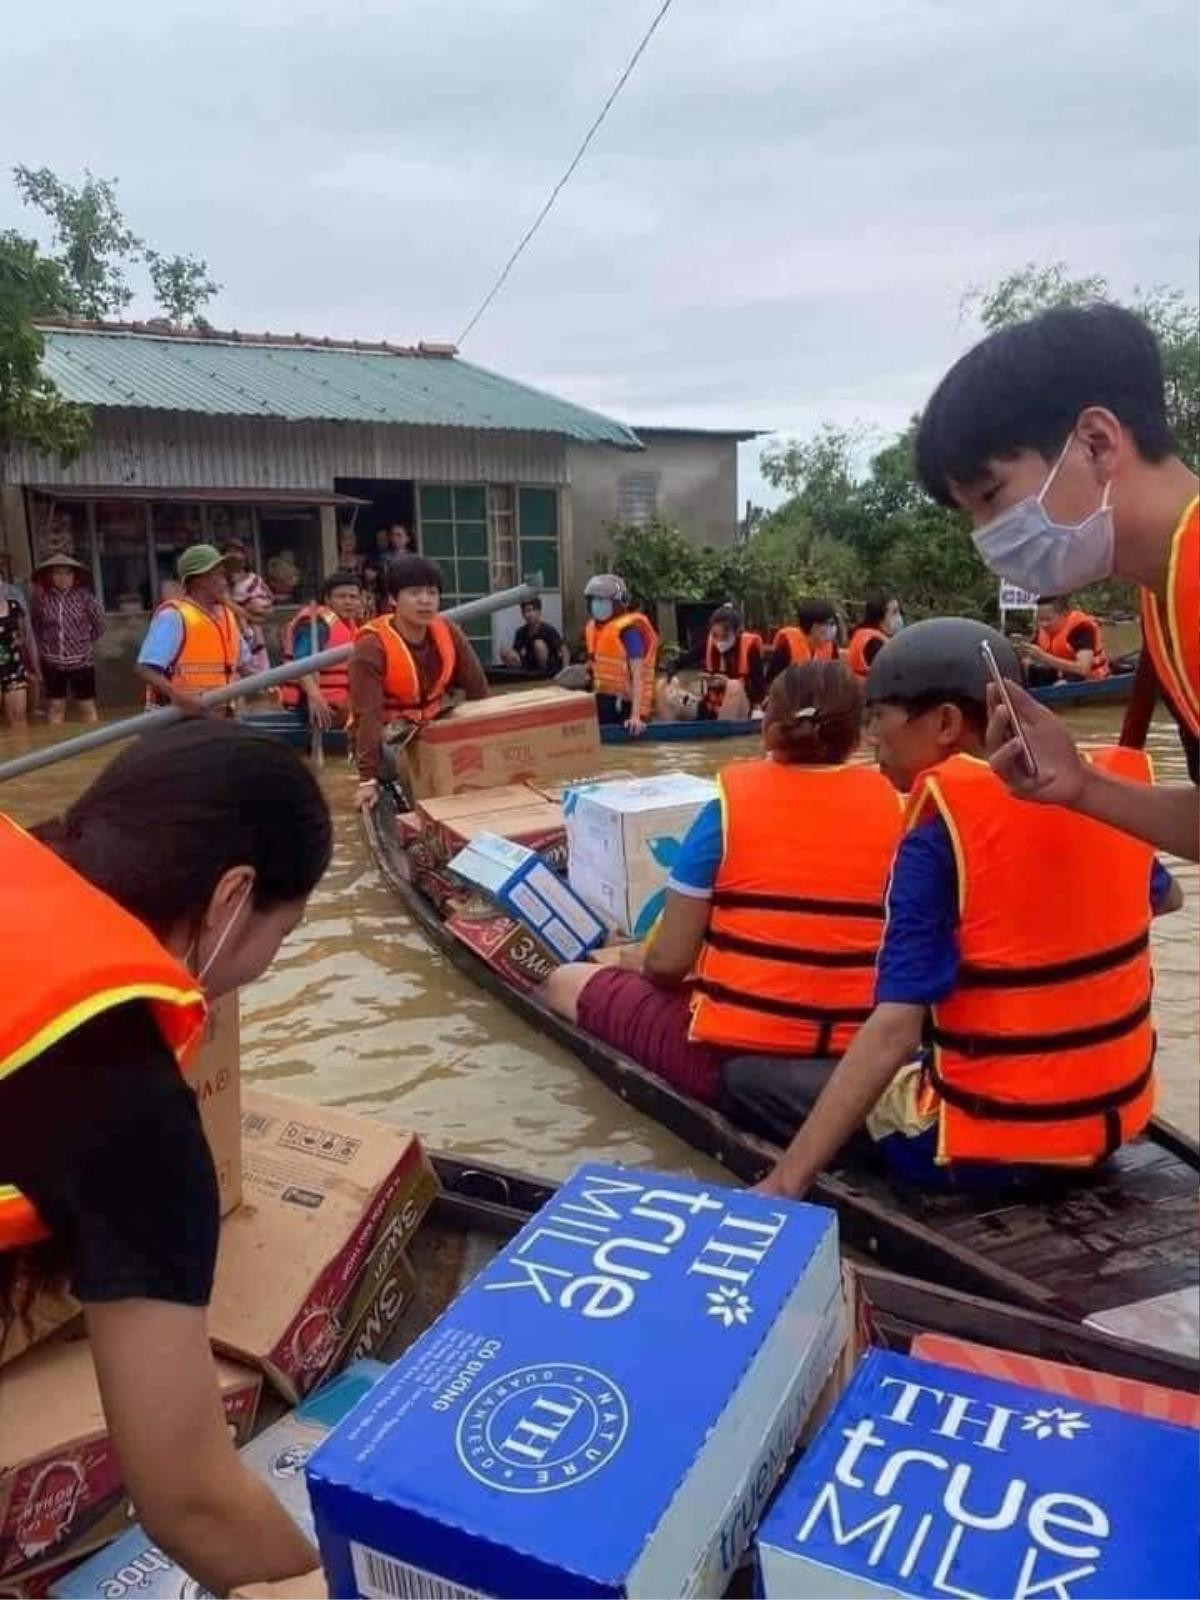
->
left=541, top=661, right=903, bottom=1110
left=0, top=720, right=332, bottom=1596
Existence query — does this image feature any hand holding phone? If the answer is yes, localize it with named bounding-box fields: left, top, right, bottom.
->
left=979, top=640, right=1039, bottom=779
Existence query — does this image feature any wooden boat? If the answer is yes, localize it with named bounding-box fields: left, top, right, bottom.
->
left=1030, top=669, right=1136, bottom=708
left=365, top=789, right=1199, bottom=1392
left=243, top=708, right=350, bottom=755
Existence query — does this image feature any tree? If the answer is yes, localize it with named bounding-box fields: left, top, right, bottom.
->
left=0, top=231, right=90, bottom=460
left=13, top=166, right=142, bottom=320
left=144, top=250, right=222, bottom=327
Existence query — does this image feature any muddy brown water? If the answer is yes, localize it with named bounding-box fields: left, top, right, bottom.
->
left=2, top=702, right=1195, bottom=1181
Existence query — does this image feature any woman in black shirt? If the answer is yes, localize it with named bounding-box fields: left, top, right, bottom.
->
left=0, top=720, right=332, bottom=1596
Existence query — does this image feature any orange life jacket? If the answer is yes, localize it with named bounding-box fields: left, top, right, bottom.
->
left=846, top=627, right=887, bottom=677
left=0, top=816, right=206, bottom=1253
left=585, top=613, right=658, bottom=718
left=689, top=760, right=904, bottom=1055
left=359, top=614, right=456, bottom=724
left=907, top=747, right=1156, bottom=1167
left=772, top=627, right=836, bottom=666
left=280, top=607, right=358, bottom=709
left=1140, top=496, right=1199, bottom=738
left=1034, top=610, right=1109, bottom=678
left=143, top=597, right=242, bottom=707
left=704, top=629, right=763, bottom=679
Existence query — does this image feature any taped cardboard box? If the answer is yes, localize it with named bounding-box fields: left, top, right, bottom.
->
left=417, top=787, right=566, bottom=869
left=52, top=1361, right=388, bottom=1600
left=308, top=1164, right=845, bottom=1598
left=208, top=1089, right=438, bottom=1402
left=183, top=992, right=242, bottom=1217
left=0, top=1339, right=259, bottom=1592
left=407, top=689, right=600, bottom=799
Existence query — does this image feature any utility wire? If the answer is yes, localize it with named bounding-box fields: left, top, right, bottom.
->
left=456, top=0, right=678, bottom=347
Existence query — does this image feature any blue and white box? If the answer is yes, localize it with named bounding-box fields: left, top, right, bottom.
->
left=756, top=1348, right=1200, bottom=1600
left=448, top=832, right=605, bottom=962
left=308, top=1164, right=845, bottom=1598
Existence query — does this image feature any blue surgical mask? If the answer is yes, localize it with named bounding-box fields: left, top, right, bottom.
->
left=589, top=597, right=615, bottom=622
left=971, top=434, right=1115, bottom=594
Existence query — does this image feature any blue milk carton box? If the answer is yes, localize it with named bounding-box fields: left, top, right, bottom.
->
left=308, top=1164, right=845, bottom=1598
left=448, top=832, right=606, bottom=961
left=756, top=1348, right=1200, bottom=1600
left=53, top=1361, right=388, bottom=1600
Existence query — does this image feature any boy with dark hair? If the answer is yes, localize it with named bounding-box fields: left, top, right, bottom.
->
left=767, top=598, right=840, bottom=683
left=915, top=302, right=1198, bottom=861
left=280, top=569, right=364, bottom=729
left=752, top=617, right=1180, bottom=1199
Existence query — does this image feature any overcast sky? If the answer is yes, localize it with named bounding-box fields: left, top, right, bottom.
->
left=3, top=0, right=1197, bottom=503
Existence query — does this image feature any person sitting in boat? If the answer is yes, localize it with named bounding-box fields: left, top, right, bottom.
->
left=540, top=661, right=903, bottom=1107
left=135, top=544, right=251, bottom=717
left=767, top=597, right=841, bottom=684
left=754, top=617, right=1182, bottom=1200
left=501, top=597, right=567, bottom=676
left=350, top=553, right=488, bottom=811
left=583, top=573, right=658, bottom=737
left=279, top=569, right=364, bottom=729
left=845, top=589, right=903, bottom=677
left=669, top=604, right=767, bottom=719
left=0, top=721, right=332, bottom=1596
left=1016, top=594, right=1111, bottom=685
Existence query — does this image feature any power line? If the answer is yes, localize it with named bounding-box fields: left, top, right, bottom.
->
left=456, top=0, right=678, bottom=347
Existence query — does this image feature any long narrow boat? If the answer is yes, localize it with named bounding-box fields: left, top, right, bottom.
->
left=365, top=791, right=1199, bottom=1391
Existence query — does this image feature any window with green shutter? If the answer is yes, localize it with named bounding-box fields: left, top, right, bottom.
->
left=518, top=488, right=560, bottom=590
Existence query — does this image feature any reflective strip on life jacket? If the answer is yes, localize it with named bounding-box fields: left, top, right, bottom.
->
left=0, top=815, right=207, bottom=1253
left=360, top=615, right=456, bottom=724
left=585, top=613, right=658, bottom=718
left=907, top=748, right=1157, bottom=1167
left=144, top=598, right=241, bottom=706
left=704, top=630, right=762, bottom=678
left=1140, top=497, right=1199, bottom=738
left=772, top=627, right=835, bottom=666
left=846, top=628, right=887, bottom=677
left=689, top=760, right=903, bottom=1055
left=1034, top=610, right=1109, bottom=678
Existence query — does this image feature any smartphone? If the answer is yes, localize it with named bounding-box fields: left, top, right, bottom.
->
left=979, top=640, right=1039, bottom=778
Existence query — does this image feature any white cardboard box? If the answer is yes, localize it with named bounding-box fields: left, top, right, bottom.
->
left=565, top=773, right=717, bottom=939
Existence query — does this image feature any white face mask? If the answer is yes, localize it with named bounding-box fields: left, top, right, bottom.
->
left=193, top=880, right=253, bottom=987
left=885, top=609, right=904, bottom=635
left=819, top=622, right=838, bottom=643
left=971, top=434, right=1115, bottom=594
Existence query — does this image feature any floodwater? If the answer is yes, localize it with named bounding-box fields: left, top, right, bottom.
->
left=2, top=701, right=1195, bottom=1180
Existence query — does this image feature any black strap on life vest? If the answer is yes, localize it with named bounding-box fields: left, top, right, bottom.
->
left=691, top=977, right=872, bottom=1027
left=956, top=928, right=1149, bottom=990
left=711, top=890, right=885, bottom=919
left=704, top=927, right=877, bottom=969
left=928, top=1045, right=1155, bottom=1123
left=930, top=995, right=1152, bottom=1060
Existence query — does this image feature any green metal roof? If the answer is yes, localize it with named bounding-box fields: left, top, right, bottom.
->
left=36, top=326, right=641, bottom=447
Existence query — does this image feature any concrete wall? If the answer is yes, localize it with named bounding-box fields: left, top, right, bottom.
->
left=565, top=429, right=741, bottom=631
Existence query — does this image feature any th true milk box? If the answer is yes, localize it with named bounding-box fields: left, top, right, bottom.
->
left=308, top=1164, right=845, bottom=1598
left=755, top=1348, right=1200, bottom=1600
left=565, top=773, right=717, bottom=939
left=448, top=832, right=605, bottom=962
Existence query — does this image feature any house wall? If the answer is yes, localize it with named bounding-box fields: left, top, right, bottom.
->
left=564, top=430, right=740, bottom=632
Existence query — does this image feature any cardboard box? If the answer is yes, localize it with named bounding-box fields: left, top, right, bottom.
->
left=445, top=909, right=560, bottom=991
left=183, top=993, right=242, bottom=1217
left=755, top=1348, right=1200, bottom=1599
left=909, top=1332, right=1200, bottom=1428
left=566, top=772, right=718, bottom=939
left=308, top=1164, right=844, bottom=1598
left=0, top=1340, right=259, bottom=1589
left=448, top=832, right=605, bottom=962
left=407, top=689, right=600, bottom=799
left=417, top=787, right=566, bottom=869
left=208, top=1090, right=439, bottom=1401
left=0, top=1284, right=81, bottom=1378
left=51, top=1361, right=388, bottom=1600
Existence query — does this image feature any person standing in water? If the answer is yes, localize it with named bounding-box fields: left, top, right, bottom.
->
left=30, top=554, right=106, bottom=724
left=136, top=545, right=250, bottom=716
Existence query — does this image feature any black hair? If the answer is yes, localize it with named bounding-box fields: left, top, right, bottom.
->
left=859, top=589, right=893, bottom=631
left=879, top=690, right=988, bottom=741
left=1037, top=594, right=1069, bottom=611
left=521, top=596, right=542, bottom=612
left=385, top=554, right=444, bottom=598
left=795, top=597, right=837, bottom=632
left=323, top=568, right=362, bottom=599
left=31, top=720, right=332, bottom=938
left=916, top=303, right=1174, bottom=507
left=764, top=661, right=862, bottom=765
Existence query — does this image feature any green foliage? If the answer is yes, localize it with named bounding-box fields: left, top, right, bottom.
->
left=13, top=165, right=142, bottom=319
left=963, top=262, right=1107, bottom=330
left=144, top=250, right=222, bottom=326
left=0, top=231, right=90, bottom=459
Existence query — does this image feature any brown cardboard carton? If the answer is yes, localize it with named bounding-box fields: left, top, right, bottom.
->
left=445, top=909, right=559, bottom=991
left=0, top=1341, right=259, bottom=1588
left=407, top=689, right=600, bottom=798
left=0, top=1285, right=81, bottom=1377
left=181, top=993, right=242, bottom=1217
left=208, top=1090, right=439, bottom=1401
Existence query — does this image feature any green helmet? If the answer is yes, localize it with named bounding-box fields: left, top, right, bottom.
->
left=864, top=617, right=1020, bottom=706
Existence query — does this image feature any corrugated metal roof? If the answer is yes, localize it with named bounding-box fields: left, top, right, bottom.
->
left=36, top=326, right=642, bottom=448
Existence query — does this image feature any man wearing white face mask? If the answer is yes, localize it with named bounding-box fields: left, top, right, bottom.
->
left=916, top=303, right=1198, bottom=862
